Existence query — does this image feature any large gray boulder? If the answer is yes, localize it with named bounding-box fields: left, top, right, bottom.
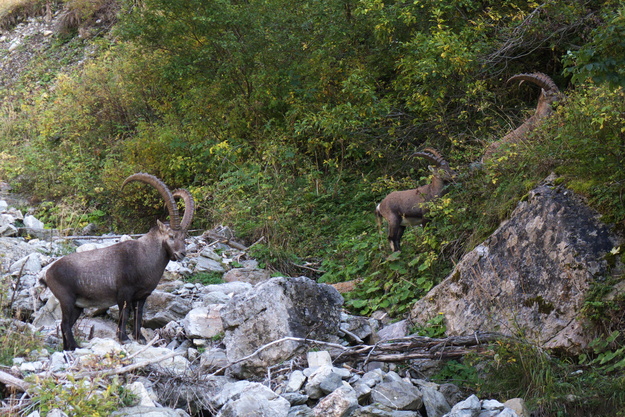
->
left=221, top=276, right=344, bottom=377
left=411, top=175, right=621, bottom=352
left=370, top=371, right=423, bottom=411
left=223, top=267, right=271, bottom=285
left=215, top=381, right=290, bottom=417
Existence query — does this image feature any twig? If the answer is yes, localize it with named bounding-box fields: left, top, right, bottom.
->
left=57, top=349, right=180, bottom=380
left=125, top=335, right=161, bottom=361
left=340, top=328, right=364, bottom=345
left=207, top=337, right=348, bottom=377
left=292, top=263, right=326, bottom=274
left=8, top=261, right=26, bottom=312
left=203, top=231, right=249, bottom=251
left=332, top=332, right=504, bottom=364
left=54, top=234, right=143, bottom=241
left=246, top=236, right=265, bottom=251
left=99, top=350, right=180, bottom=378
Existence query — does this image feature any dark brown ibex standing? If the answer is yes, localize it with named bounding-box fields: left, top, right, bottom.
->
left=376, top=149, right=456, bottom=252
left=40, top=174, right=195, bottom=351
left=482, top=72, right=561, bottom=162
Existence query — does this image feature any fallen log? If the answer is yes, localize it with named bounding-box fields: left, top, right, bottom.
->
left=0, top=369, right=30, bottom=392
left=333, top=332, right=502, bottom=364
left=205, top=332, right=503, bottom=376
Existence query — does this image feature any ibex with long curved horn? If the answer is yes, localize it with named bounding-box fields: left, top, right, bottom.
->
left=482, top=72, right=561, bottom=162
left=376, top=149, right=456, bottom=252
left=40, top=173, right=195, bottom=351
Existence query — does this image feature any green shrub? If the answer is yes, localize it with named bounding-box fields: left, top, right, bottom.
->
left=27, top=374, right=134, bottom=416
left=0, top=321, right=43, bottom=366
left=478, top=340, right=625, bottom=416
left=0, top=0, right=47, bottom=30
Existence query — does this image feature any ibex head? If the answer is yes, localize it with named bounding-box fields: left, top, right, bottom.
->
left=412, top=148, right=457, bottom=182
left=507, top=72, right=561, bottom=116
left=122, top=173, right=195, bottom=261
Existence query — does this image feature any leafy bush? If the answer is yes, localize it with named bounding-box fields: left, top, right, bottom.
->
left=0, top=321, right=43, bottom=366
left=478, top=340, right=625, bottom=416
left=0, top=0, right=47, bottom=30
left=27, top=374, right=134, bottom=416
left=564, top=3, right=625, bottom=87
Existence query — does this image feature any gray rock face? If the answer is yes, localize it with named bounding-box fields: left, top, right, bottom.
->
left=223, top=267, right=271, bottom=285
left=414, top=380, right=452, bottom=417
left=182, top=305, right=225, bottom=339
left=215, top=381, right=291, bottom=417
left=411, top=176, right=621, bottom=351
left=0, top=237, right=40, bottom=270
left=312, top=383, right=359, bottom=417
left=107, top=290, right=193, bottom=329
left=221, top=276, right=344, bottom=377
left=370, top=372, right=423, bottom=411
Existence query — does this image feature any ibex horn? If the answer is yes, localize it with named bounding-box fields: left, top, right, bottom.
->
left=172, top=189, right=195, bottom=231
left=412, top=148, right=445, bottom=167
left=122, top=173, right=181, bottom=230
left=507, top=72, right=559, bottom=93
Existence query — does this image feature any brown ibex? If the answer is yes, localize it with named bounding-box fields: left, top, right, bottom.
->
left=482, top=72, right=561, bottom=162
left=40, top=173, right=195, bottom=351
left=376, top=148, right=456, bottom=252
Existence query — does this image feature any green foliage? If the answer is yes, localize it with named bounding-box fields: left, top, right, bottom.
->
left=35, top=201, right=107, bottom=230
left=476, top=340, right=625, bottom=416
left=0, top=0, right=47, bottom=30
left=412, top=312, right=447, bottom=338
left=581, top=331, right=625, bottom=373
left=547, top=85, right=625, bottom=225
left=0, top=321, right=43, bottom=366
left=247, top=243, right=302, bottom=276
left=27, top=374, right=134, bottom=416
left=2, top=1, right=625, bottom=415
left=431, top=359, right=480, bottom=389
left=564, top=3, right=625, bottom=87
left=184, top=271, right=224, bottom=286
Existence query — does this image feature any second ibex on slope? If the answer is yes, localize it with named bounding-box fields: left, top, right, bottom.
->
left=40, top=173, right=195, bottom=351
left=482, top=72, right=561, bottom=162
left=376, top=148, right=456, bottom=252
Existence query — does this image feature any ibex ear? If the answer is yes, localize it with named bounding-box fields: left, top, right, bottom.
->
left=157, top=219, right=168, bottom=232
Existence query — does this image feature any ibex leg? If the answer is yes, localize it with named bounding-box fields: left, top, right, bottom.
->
left=133, top=299, right=147, bottom=343
left=60, top=303, right=83, bottom=351
left=387, top=216, right=405, bottom=252
left=117, top=300, right=131, bottom=343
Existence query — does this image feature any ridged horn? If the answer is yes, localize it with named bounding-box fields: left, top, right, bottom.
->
left=412, top=148, right=445, bottom=167
left=122, top=173, right=181, bottom=230
left=172, top=189, right=195, bottom=231
left=507, top=72, right=559, bottom=93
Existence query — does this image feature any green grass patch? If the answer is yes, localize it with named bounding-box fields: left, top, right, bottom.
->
left=183, top=271, right=224, bottom=286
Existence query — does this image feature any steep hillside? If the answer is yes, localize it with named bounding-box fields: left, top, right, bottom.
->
left=1, top=1, right=625, bottom=415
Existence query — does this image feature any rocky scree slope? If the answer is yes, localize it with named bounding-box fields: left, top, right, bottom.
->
left=0, top=195, right=530, bottom=417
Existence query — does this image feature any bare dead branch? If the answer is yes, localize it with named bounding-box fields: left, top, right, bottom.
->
left=0, top=370, right=30, bottom=392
